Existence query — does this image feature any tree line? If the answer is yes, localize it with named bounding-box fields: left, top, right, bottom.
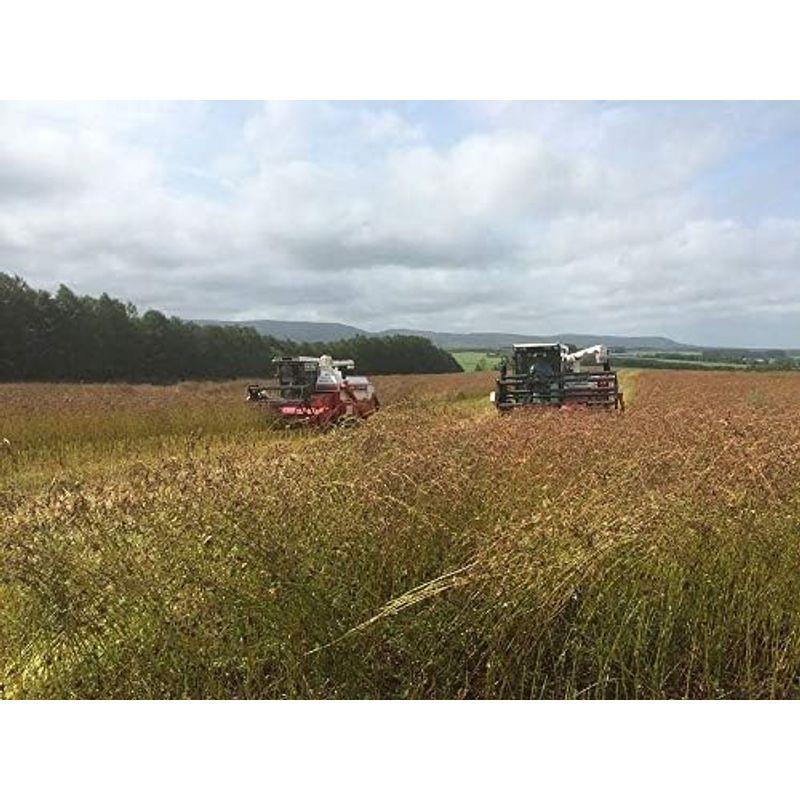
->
left=310, top=334, right=462, bottom=375
left=0, top=273, right=462, bottom=382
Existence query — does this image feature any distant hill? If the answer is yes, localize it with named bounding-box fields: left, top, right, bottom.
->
left=196, top=318, right=692, bottom=351
left=381, top=329, right=691, bottom=351
left=194, top=319, right=366, bottom=342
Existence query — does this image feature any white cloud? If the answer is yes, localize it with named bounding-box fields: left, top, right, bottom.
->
left=1, top=101, right=799, bottom=346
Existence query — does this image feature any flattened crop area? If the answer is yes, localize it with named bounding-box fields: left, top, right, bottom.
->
left=2, top=370, right=800, bottom=698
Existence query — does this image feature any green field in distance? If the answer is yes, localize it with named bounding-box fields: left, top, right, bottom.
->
left=450, top=350, right=503, bottom=372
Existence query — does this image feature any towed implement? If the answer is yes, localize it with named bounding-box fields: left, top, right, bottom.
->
left=492, top=342, right=624, bottom=411
left=247, top=354, right=379, bottom=427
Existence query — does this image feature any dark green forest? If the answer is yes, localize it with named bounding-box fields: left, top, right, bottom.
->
left=0, top=273, right=462, bottom=382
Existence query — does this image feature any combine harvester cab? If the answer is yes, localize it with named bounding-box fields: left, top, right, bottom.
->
left=492, top=342, right=624, bottom=412
left=247, top=355, right=379, bottom=427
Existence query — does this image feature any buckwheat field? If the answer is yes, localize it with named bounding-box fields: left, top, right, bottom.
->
left=2, top=369, right=800, bottom=698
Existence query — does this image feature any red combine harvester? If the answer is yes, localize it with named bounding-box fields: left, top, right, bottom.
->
left=247, top=354, right=380, bottom=427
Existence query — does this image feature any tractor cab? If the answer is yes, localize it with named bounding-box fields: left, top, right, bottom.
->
left=511, top=343, right=569, bottom=380
left=274, top=356, right=320, bottom=400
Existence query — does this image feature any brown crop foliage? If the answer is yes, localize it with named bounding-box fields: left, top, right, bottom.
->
left=2, top=369, right=800, bottom=698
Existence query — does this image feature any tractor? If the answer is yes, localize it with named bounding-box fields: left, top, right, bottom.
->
left=246, top=354, right=379, bottom=427
left=491, top=342, right=624, bottom=411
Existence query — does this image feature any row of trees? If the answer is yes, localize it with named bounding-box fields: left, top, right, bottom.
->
left=0, top=273, right=462, bottom=382
left=310, top=334, right=462, bottom=375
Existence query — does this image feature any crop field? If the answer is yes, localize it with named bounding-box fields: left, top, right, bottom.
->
left=2, top=369, right=800, bottom=699
left=449, top=351, right=504, bottom=372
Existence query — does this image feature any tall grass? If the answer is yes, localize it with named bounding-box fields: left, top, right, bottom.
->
left=2, top=370, right=800, bottom=698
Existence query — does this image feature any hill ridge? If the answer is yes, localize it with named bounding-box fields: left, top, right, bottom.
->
left=195, top=318, right=692, bottom=351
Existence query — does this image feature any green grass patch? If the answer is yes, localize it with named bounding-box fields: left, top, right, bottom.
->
left=449, top=351, right=503, bottom=372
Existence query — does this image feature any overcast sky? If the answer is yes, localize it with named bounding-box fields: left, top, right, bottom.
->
left=1, top=100, right=799, bottom=346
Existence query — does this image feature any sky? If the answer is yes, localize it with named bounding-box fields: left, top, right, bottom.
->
left=1, top=100, right=799, bottom=347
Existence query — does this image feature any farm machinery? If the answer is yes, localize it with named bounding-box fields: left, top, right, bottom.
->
left=491, top=342, right=624, bottom=411
left=246, top=354, right=380, bottom=427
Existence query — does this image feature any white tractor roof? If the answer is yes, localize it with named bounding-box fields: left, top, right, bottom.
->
left=271, top=355, right=356, bottom=367
left=272, top=355, right=320, bottom=363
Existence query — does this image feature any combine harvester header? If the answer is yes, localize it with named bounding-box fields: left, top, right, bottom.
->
left=491, top=342, right=624, bottom=411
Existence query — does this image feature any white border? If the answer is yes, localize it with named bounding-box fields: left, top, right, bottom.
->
left=1, top=700, right=797, bottom=798
left=1, top=0, right=798, bottom=99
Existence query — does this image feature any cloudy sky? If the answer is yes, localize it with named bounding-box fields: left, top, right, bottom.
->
left=2, top=100, right=799, bottom=346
